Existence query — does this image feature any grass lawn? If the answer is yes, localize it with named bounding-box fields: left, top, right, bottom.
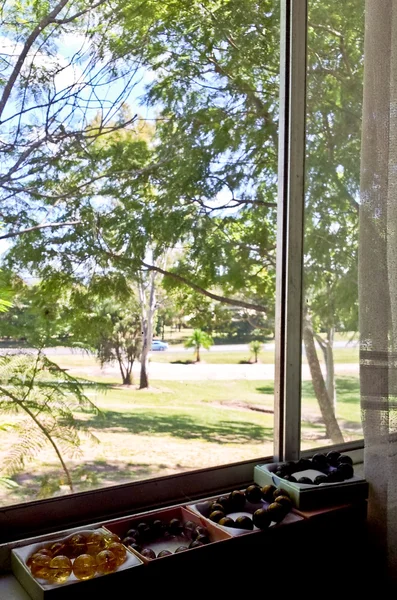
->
left=151, top=350, right=274, bottom=364
left=151, top=347, right=359, bottom=364
left=0, top=370, right=362, bottom=506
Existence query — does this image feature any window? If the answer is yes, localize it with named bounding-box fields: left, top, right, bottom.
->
left=0, top=0, right=363, bottom=544
left=301, top=0, right=364, bottom=450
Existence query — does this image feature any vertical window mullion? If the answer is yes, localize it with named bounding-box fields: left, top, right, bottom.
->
left=274, top=0, right=307, bottom=462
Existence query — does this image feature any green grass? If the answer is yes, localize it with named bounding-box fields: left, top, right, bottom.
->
left=153, top=347, right=358, bottom=364
left=150, top=350, right=275, bottom=364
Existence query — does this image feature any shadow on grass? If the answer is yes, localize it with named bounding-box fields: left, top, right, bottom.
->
left=257, top=377, right=360, bottom=403
left=170, top=360, right=195, bottom=365
left=256, top=384, right=274, bottom=395
left=77, top=410, right=271, bottom=444
left=7, top=461, right=184, bottom=503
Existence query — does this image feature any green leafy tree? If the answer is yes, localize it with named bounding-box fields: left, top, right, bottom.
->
left=184, top=329, right=213, bottom=362
left=249, top=340, right=262, bottom=364
left=1, top=0, right=364, bottom=444
left=0, top=0, right=143, bottom=237
left=0, top=351, right=100, bottom=493
left=49, top=284, right=143, bottom=386
left=115, top=0, right=362, bottom=442
left=91, top=299, right=142, bottom=386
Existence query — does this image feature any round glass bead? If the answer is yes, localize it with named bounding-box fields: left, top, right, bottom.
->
left=66, top=533, right=87, bottom=558
left=86, top=531, right=105, bottom=556
left=26, top=548, right=51, bottom=569
left=106, top=542, right=127, bottom=566
left=73, top=553, right=97, bottom=580
left=96, top=550, right=118, bottom=574
left=103, top=532, right=121, bottom=548
left=47, top=555, right=72, bottom=584
left=30, top=554, right=52, bottom=580
left=50, top=542, right=67, bottom=557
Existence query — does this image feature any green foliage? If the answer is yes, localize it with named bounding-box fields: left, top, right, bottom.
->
left=184, top=329, right=213, bottom=362
left=0, top=351, right=101, bottom=491
left=249, top=340, right=262, bottom=363
left=303, top=1, right=363, bottom=334
left=85, top=297, right=142, bottom=385
left=0, top=269, right=14, bottom=314
left=0, top=476, right=19, bottom=490
left=1, top=1, right=364, bottom=430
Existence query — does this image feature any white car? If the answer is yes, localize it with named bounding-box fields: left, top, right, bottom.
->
left=151, top=340, right=169, bottom=351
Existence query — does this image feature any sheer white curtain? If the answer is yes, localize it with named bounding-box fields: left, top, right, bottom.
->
left=360, top=0, right=397, bottom=584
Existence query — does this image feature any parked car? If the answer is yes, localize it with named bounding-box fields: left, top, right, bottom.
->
left=151, top=340, right=169, bottom=351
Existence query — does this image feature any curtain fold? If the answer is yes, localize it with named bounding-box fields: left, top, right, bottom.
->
left=360, top=0, right=397, bottom=582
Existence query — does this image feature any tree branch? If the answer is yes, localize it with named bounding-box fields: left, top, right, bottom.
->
left=0, top=380, right=74, bottom=491
left=141, top=261, right=267, bottom=313
left=0, top=221, right=82, bottom=241
left=53, top=0, right=108, bottom=24
left=0, top=0, right=71, bottom=120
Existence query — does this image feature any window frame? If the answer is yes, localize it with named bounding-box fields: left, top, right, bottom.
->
left=0, top=0, right=364, bottom=547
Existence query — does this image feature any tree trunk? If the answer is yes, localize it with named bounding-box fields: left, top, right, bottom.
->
left=115, top=346, right=128, bottom=385
left=139, top=270, right=157, bottom=389
left=303, top=316, right=344, bottom=443
left=315, top=329, right=337, bottom=412
left=196, top=345, right=201, bottom=362
left=139, top=367, right=148, bottom=389
left=122, top=372, right=132, bottom=385
left=324, top=327, right=336, bottom=411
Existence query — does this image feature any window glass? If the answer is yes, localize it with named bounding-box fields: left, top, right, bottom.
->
left=301, top=0, right=364, bottom=450
left=0, top=0, right=280, bottom=507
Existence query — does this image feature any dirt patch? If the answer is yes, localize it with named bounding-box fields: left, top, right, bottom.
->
left=208, top=400, right=274, bottom=414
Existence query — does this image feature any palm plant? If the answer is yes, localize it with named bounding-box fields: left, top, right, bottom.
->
left=184, top=329, right=213, bottom=362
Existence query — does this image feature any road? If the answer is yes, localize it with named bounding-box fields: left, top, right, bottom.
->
left=18, top=339, right=358, bottom=356
left=0, top=343, right=359, bottom=380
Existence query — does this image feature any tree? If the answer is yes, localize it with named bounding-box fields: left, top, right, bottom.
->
left=184, top=329, right=213, bottom=363
left=0, top=350, right=99, bottom=493
left=138, top=268, right=157, bottom=389
left=249, top=340, right=262, bottom=364
left=88, top=299, right=142, bottom=386
left=302, top=1, right=362, bottom=434
left=1, top=0, right=364, bottom=443
left=0, top=273, right=101, bottom=493
left=0, top=0, right=149, bottom=237
left=115, top=0, right=362, bottom=442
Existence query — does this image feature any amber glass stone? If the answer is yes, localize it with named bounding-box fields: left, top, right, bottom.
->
left=26, top=548, right=51, bottom=569
left=106, top=542, right=127, bottom=566
left=103, top=532, right=121, bottom=548
left=73, top=553, right=97, bottom=580
left=47, top=556, right=72, bottom=584
left=86, top=531, right=106, bottom=556
left=67, top=533, right=87, bottom=558
left=96, top=550, right=118, bottom=574
left=30, top=554, right=52, bottom=580
left=50, top=541, right=67, bottom=557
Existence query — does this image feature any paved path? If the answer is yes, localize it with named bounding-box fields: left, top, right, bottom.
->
left=0, top=340, right=358, bottom=355
left=0, top=346, right=359, bottom=380
left=75, top=361, right=359, bottom=381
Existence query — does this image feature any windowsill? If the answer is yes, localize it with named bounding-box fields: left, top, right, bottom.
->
left=0, top=574, right=30, bottom=600
left=0, top=497, right=369, bottom=598
left=0, top=443, right=363, bottom=547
